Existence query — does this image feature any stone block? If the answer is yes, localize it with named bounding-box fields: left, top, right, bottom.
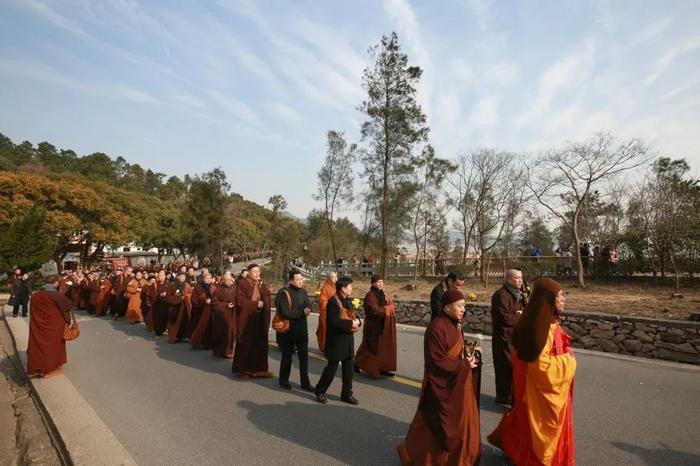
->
left=632, top=330, right=654, bottom=343
left=590, top=328, right=615, bottom=339
left=673, top=342, right=698, bottom=354
left=577, top=335, right=596, bottom=347
left=635, top=323, right=654, bottom=332
left=567, top=322, right=586, bottom=336
left=596, top=338, right=620, bottom=353
left=613, top=334, right=627, bottom=343
left=660, top=332, right=685, bottom=343
left=622, top=339, right=642, bottom=352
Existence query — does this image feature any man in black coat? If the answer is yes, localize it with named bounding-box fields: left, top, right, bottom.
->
left=314, top=276, right=361, bottom=405
left=276, top=270, right=313, bottom=391
left=10, top=273, right=31, bottom=317
left=430, top=271, right=465, bottom=320
left=490, top=269, right=526, bottom=406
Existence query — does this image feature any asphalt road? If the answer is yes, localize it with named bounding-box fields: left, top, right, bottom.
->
left=63, top=311, right=700, bottom=466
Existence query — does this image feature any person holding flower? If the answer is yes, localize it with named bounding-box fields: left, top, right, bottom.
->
left=355, top=274, right=397, bottom=378
left=313, top=276, right=361, bottom=405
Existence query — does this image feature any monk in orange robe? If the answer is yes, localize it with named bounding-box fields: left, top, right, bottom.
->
left=167, top=271, right=192, bottom=343
left=211, top=273, right=237, bottom=358
left=232, top=264, right=272, bottom=378
left=355, top=274, right=397, bottom=378
left=124, top=271, right=146, bottom=323
left=315, top=271, right=336, bottom=352
left=27, top=276, right=73, bottom=378
left=398, top=289, right=481, bottom=466
left=487, top=278, right=576, bottom=466
left=190, top=272, right=216, bottom=349
left=94, top=274, right=112, bottom=316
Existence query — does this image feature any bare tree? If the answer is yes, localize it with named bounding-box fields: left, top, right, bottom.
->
left=410, top=145, right=455, bottom=277
left=526, top=132, right=650, bottom=287
left=447, top=154, right=478, bottom=262
left=314, top=130, right=356, bottom=270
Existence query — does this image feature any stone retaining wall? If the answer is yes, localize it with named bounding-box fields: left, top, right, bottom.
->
left=308, top=297, right=700, bottom=365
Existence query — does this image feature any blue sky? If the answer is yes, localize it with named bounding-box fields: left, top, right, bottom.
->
left=1, top=0, right=699, bottom=219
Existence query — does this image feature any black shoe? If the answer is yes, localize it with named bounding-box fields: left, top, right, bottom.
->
left=494, top=398, right=512, bottom=408
left=380, top=371, right=395, bottom=377
left=341, top=395, right=359, bottom=405
left=354, top=365, right=360, bottom=374
left=279, top=382, right=292, bottom=390
left=300, top=384, right=314, bottom=392
left=314, top=392, right=327, bottom=404
left=12, top=314, right=17, bottom=318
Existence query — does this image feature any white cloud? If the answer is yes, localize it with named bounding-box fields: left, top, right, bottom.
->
left=661, top=79, right=700, bottom=101
left=468, top=95, right=499, bottom=126
left=465, top=0, right=494, bottom=30
left=267, top=103, right=302, bottom=123
left=644, top=36, right=700, bottom=86
left=515, top=38, right=597, bottom=126
left=22, top=0, right=93, bottom=39
left=116, top=86, right=160, bottom=104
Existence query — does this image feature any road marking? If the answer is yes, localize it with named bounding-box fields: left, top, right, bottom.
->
left=269, top=341, right=423, bottom=389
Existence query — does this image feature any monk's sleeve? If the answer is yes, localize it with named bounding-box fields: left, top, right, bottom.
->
left=426, top=325, right=465, bottom=376
left=191, top=287, right=204, bottom=307
left=54, top=293, right=73, bottom=324
left=327, top=300, right=353, bottom=333
left=363, top=292, right=385, bottom=318
left=319, top=289, right=330, bottom=312
left=214, top=290, right=229, bottom=312
left=528, top=329, right=576, bottom=394
left=491, top=292, right=518, bottom=327
left=166, top=288, right=183, bottom=306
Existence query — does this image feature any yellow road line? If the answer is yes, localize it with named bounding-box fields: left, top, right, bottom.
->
left=269, top=341, right=422, bottom=390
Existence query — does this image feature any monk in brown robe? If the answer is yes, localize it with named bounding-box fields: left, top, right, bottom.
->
left=190, top=272, right=216, bottom=349
left=110, top=268, right=129, bottom=318
left=125, top=271, right=146, bottom=323
left=398, top=289, right=481, bottom=466
left=167, top=271, right=192, bottom=343
left=232, top=264, right=272, bottom=378
left=88, top=272, right=102, bottom=314
left=152, top=270, right=174, bottom=338
left=70, top=271, right=83, bottom=309
left=80, top=273, right=93, bottom=311
left=211, top=274, right=236, bottom=358
left=141, top=275, right=157, bottom=331
left=315, top=271, right=337, bottom=352
left=355, top=274, right=397, bottom=378
left=95, top=275, right=112, bottom=317
left=27, top=276, right=73, bottom=378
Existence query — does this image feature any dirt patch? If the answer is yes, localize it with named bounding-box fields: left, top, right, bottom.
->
left=267, top=276, right=700, bottom=321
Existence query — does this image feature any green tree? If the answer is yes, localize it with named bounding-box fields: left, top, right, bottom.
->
left=358, top=32, right=429, bottom=276
left=0, top=207, right=56, bottom=272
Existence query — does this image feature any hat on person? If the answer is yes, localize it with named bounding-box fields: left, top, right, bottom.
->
left=371, top=274, right=383, bottom=284
left=442, top=289, right=465, bottom=307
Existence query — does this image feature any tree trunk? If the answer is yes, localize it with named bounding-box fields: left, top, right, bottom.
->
left=327, top=217, right=338, bottom=273
left=669, top=250, right=681, bottom=290
left=573, top=213, right=585, bottom=288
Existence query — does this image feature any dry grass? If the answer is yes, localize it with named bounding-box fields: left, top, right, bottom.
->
left=266, top=274, right=700, bottom=321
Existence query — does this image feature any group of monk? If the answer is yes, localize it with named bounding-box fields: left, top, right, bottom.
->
left=23, top=259, right=576, bottom=466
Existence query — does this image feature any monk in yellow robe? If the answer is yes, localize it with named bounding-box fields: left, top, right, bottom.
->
left=488, top=278, right=576, bottom=466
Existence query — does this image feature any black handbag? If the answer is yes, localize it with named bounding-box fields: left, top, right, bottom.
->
left=7, top=296, right=16, bottom=307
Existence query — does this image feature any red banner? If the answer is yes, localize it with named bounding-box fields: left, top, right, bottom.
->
left=111, top=258, right=131, bottom=269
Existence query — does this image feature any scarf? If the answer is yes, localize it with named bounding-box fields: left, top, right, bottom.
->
left=370, top=285, right=387, bottom=306
left=246, top=277, right=260, bottom=302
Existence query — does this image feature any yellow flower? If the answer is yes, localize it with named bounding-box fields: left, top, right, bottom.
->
left=352, top=298, right=362, bottom=310
left=467, top=292, right=478, bottom=301
left=314, top=290, right=321, bottom=296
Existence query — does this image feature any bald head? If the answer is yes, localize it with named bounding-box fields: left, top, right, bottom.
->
left=327, top=271, right=338, bottom=283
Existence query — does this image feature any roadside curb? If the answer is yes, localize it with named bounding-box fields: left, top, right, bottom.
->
left=1, top=299, right=137, bottom=466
